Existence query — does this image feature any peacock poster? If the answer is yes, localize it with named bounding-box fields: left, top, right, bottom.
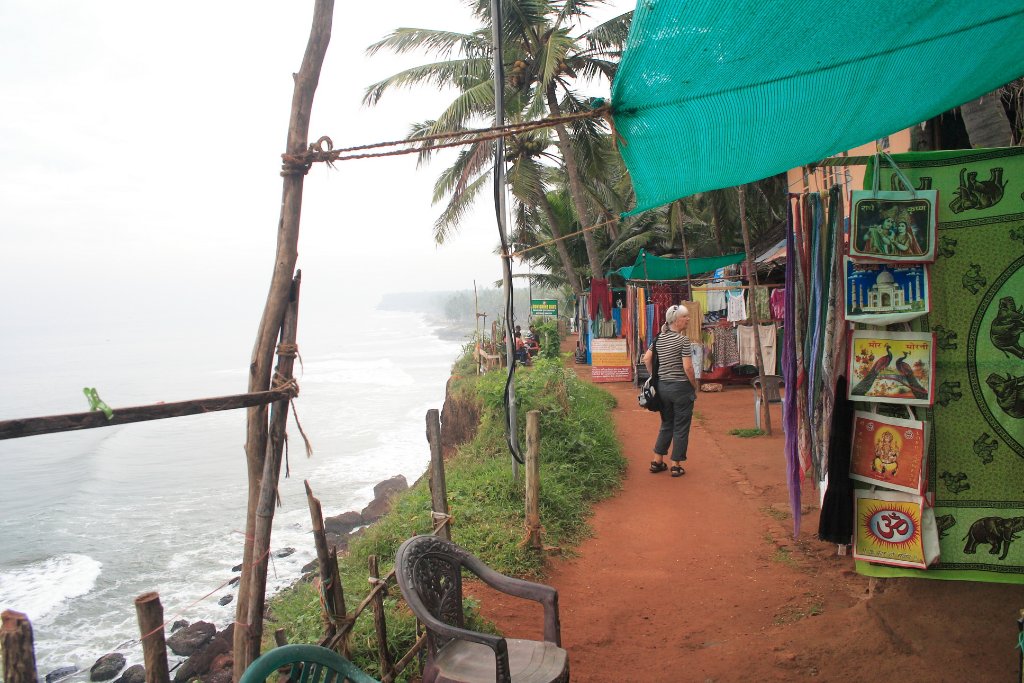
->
left=847, top=330, right=936, bottom=406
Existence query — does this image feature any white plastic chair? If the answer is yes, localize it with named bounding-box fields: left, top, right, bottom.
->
left=752, top=375, right=784, bottom=430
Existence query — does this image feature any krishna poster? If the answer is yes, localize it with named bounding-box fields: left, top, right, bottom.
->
left=849, top=190, right=938, bottom=262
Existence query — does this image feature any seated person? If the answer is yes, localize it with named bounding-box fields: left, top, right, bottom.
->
left=514, top=332, right=530, bottom=364
left=524, top=333, right=540, bottom=357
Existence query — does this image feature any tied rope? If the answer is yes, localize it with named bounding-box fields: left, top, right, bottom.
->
left=507, top=215, right=620, bottom=259
left=281, top=104, right=614, bottom=168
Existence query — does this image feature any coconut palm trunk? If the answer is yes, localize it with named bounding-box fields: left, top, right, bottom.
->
left=537, top=193, right=584, bottom=296
left=546, top=83, right=603, bottom=278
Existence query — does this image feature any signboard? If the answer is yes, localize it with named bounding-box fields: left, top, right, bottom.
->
left=591, top=338, right=631, bottom=383
left=531, top=299, right=558, bottom=318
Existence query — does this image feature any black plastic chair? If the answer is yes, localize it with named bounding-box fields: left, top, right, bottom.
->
left=394, top=535, right=569, bottom=683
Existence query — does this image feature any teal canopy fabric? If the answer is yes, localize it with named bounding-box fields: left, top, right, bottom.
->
left=611, top=1, right=1024, bottom=215
left=610, top=249, right=746, bottom=280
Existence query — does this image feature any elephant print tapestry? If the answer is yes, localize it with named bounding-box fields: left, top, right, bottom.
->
left=857, top=147, right=1024, bottom=584
left=850, top=411, right=928, bottom=495
left=847, top=330, right=936, bottom=406
left=849, top=190, right=938, bottom=263
left=854, top=489, right=940, bottom=569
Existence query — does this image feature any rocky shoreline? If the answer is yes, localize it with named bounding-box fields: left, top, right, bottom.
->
left=49, top=376, right=482, bottom=683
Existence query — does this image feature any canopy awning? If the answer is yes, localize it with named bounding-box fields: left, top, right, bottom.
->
left=610, top=250, right=746, bottom=281
left=611, top=1, right=1024, bottom=214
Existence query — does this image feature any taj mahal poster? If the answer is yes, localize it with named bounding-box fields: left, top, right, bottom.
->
left=844, top=257, right=930, bottom=325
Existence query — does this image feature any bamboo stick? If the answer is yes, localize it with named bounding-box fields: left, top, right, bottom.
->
left=235, top=1, right=334, bottom=674
left=0, top=389, right=295, bottom=441
left=525, top=411, right=542, bottom=550
left=304, top=480, right=348, bottom=655
left=134, top=592, right=171, bottom=683
left=368, top=556, right=395, bottom=679
left=1, top=610, right=37, bottom=683
left=246, top=273, right=302, bottom=660
left=738, top=187, right=773, bottom=435
left=426, top=409, right=450, bottom=541
left=388, top=633, right=427, bottom=682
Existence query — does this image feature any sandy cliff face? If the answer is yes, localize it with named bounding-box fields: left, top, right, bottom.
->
left=439, top=376, right=481, bottom=457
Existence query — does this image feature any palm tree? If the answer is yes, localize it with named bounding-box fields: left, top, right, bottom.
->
left=364, top=0, right=631, bottom=279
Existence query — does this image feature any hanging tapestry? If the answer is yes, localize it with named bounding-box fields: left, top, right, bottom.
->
left=857, top=147, right=1024, bottom=583
left=844, top=258, right=931, bottom=325
left=850, top=410, right=928, bottom=495
left=849, top=190, right=938, bottom=262
left=854, top=489, right=941, bottom=570
left=847, top=330, right=936, bottom=407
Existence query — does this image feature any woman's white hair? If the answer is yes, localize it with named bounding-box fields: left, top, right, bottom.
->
left=665, top=304, right=690, bottom=324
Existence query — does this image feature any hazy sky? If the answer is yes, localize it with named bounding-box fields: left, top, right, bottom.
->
left=0, top=0, right=628, bottom=346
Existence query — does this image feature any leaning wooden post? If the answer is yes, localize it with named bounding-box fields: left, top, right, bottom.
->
left=235, top=1, right=334, bottom=675
left=134, top=593, right=171, bottom=683
left=305, top=480, right=349, bottom=656
left=246, top=273, right=303, bottom=659
left=525, top=411, right=542, bottom=550
left=2, top=610, right=37, bottom=683
left=738, top=186, right=772, bottom=435
left=368, top=555, right=396, bottom=680
left=425, top=409, right=450, bottom=540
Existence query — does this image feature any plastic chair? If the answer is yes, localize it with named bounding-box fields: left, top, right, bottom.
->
left=238, top=644, right=379, bottom=683
left=394, top=535, right=569, bottom=683
left=752, top=375, right=785, bottom=430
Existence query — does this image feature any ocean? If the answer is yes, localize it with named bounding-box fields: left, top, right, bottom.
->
left=0, top=303, right=468, bottom=676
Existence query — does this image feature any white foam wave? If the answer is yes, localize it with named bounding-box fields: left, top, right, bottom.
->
left=0, top=554, right=102, bottom=622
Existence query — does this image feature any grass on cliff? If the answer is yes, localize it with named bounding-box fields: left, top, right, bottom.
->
left=265, top=349, right=625, bottom=680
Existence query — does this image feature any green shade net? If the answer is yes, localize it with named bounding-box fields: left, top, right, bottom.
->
left=610, top=249, right=745, bottom=280
left=611, top=1, right=1024, bottom=215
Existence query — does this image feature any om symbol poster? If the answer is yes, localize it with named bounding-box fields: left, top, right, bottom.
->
left=854, top=489, right=940, bottom=569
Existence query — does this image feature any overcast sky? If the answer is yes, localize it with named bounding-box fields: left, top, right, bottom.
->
left=0, top=0, right=628, bottom=349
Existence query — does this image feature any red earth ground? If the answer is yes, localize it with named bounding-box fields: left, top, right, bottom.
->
left=466, top=347, right=1022, bottom=683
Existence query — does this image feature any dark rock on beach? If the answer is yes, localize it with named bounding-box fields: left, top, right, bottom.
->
left=46, top=666, right=78, bottom=683
left=166, top=620, right=216, bottom=657
left=324, top=510, right=362, bottom=536
left=171, top=619, right=189, bottom=632
left=218, top=594, right=233, bottom=606
left=361, top=475, right=408, bottom=523
left=228, top=576, right=241, bottom=587
left=114, top=665, right=145, bottom=683
left=301, top=558, right=319, bottom=573
left=274, top=546, right=296, bottom=558
left=231, top=563, right=243, bottom=572
left=174, top=624, right=234, bottom=683
left=89, top=653, right=126, bottom=681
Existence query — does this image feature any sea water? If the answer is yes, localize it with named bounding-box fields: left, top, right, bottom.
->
left=0, top=304, right=467, bottom=675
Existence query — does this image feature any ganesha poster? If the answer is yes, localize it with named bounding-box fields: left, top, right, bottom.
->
left=847, top=330, right=936, bottom=406
left=854, top=489, right=940, bottom=569
left=850, top=411, right=927, bottom=494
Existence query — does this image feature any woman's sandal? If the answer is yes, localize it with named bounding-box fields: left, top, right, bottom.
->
left=649, top=461, right=668, bottom=473
left=670, top=465, right=685, bottom=477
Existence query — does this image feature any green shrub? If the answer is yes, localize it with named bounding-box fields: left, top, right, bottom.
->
left=266, top=356, right=624, bottom=680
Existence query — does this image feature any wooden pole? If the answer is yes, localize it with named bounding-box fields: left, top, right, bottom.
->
left=525, top=411, right=542, bottom=550
left=368, top=555, right=395, bottom=680
left=304, top=480, right=349, bottom=656
left=1, top=610, right=37, bottom=683
left=236, top=0, right=334, bottom=674
left=246, top=273, right=302, bottom=660
left=738, top=186, right=772, bottom=435
left=134, top=592, right=171, bottom=683
left=0, top=389, right=295, bottom=441
left=425, top=409, right=451, bottom=541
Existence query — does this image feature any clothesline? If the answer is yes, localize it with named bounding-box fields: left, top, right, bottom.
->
left=628, top=281, right=785, bottom=291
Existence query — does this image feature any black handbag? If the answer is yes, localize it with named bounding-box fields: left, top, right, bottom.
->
left=637, top=334, right=661, bottom=412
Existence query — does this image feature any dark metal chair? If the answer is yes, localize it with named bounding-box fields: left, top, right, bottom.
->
left=394, top=535, right=569, bottom=683
left=752, top=375, right=785, bottom=430
left=238, top=644, right=378, bottom=683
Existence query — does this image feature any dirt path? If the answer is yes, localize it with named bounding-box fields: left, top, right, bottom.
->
left=470, top=359, right=1021, bottom=682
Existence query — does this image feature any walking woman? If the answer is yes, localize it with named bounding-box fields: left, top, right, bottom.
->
left=643, top=304, right=698, bottom=477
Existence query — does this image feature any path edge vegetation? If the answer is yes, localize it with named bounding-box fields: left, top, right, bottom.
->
left=265, top=329, right=626, bottom=679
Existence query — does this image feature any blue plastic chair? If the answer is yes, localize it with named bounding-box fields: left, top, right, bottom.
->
left=238, top=644, right=379, bottom=683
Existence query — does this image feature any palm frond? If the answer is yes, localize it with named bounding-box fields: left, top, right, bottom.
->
left=580, top=11, right=632, bottom=52
left=365, top=27, right=489, bottom=59
left=363, top=58, right=490, bottom=106
left=434, top=172, right=491, bottom=243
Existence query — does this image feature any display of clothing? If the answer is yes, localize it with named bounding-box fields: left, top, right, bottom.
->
left=726, top=290, right=747, bottom=322
left=589, top=278, right=613, bottom=321
left=712, top=325, right=740, bottom=367
left=770, top=287, right=786, bottom=320
left=737, top=323, right=777, bottom=373
left=705, top=284, right=728, bottom=313
left=690, top=342, right=703, bottom=380
left=752, top=286, right=771, bottom=322
left=690, top=285, right=709, bottom=316
left=679, top=299, right=702, bottom=341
